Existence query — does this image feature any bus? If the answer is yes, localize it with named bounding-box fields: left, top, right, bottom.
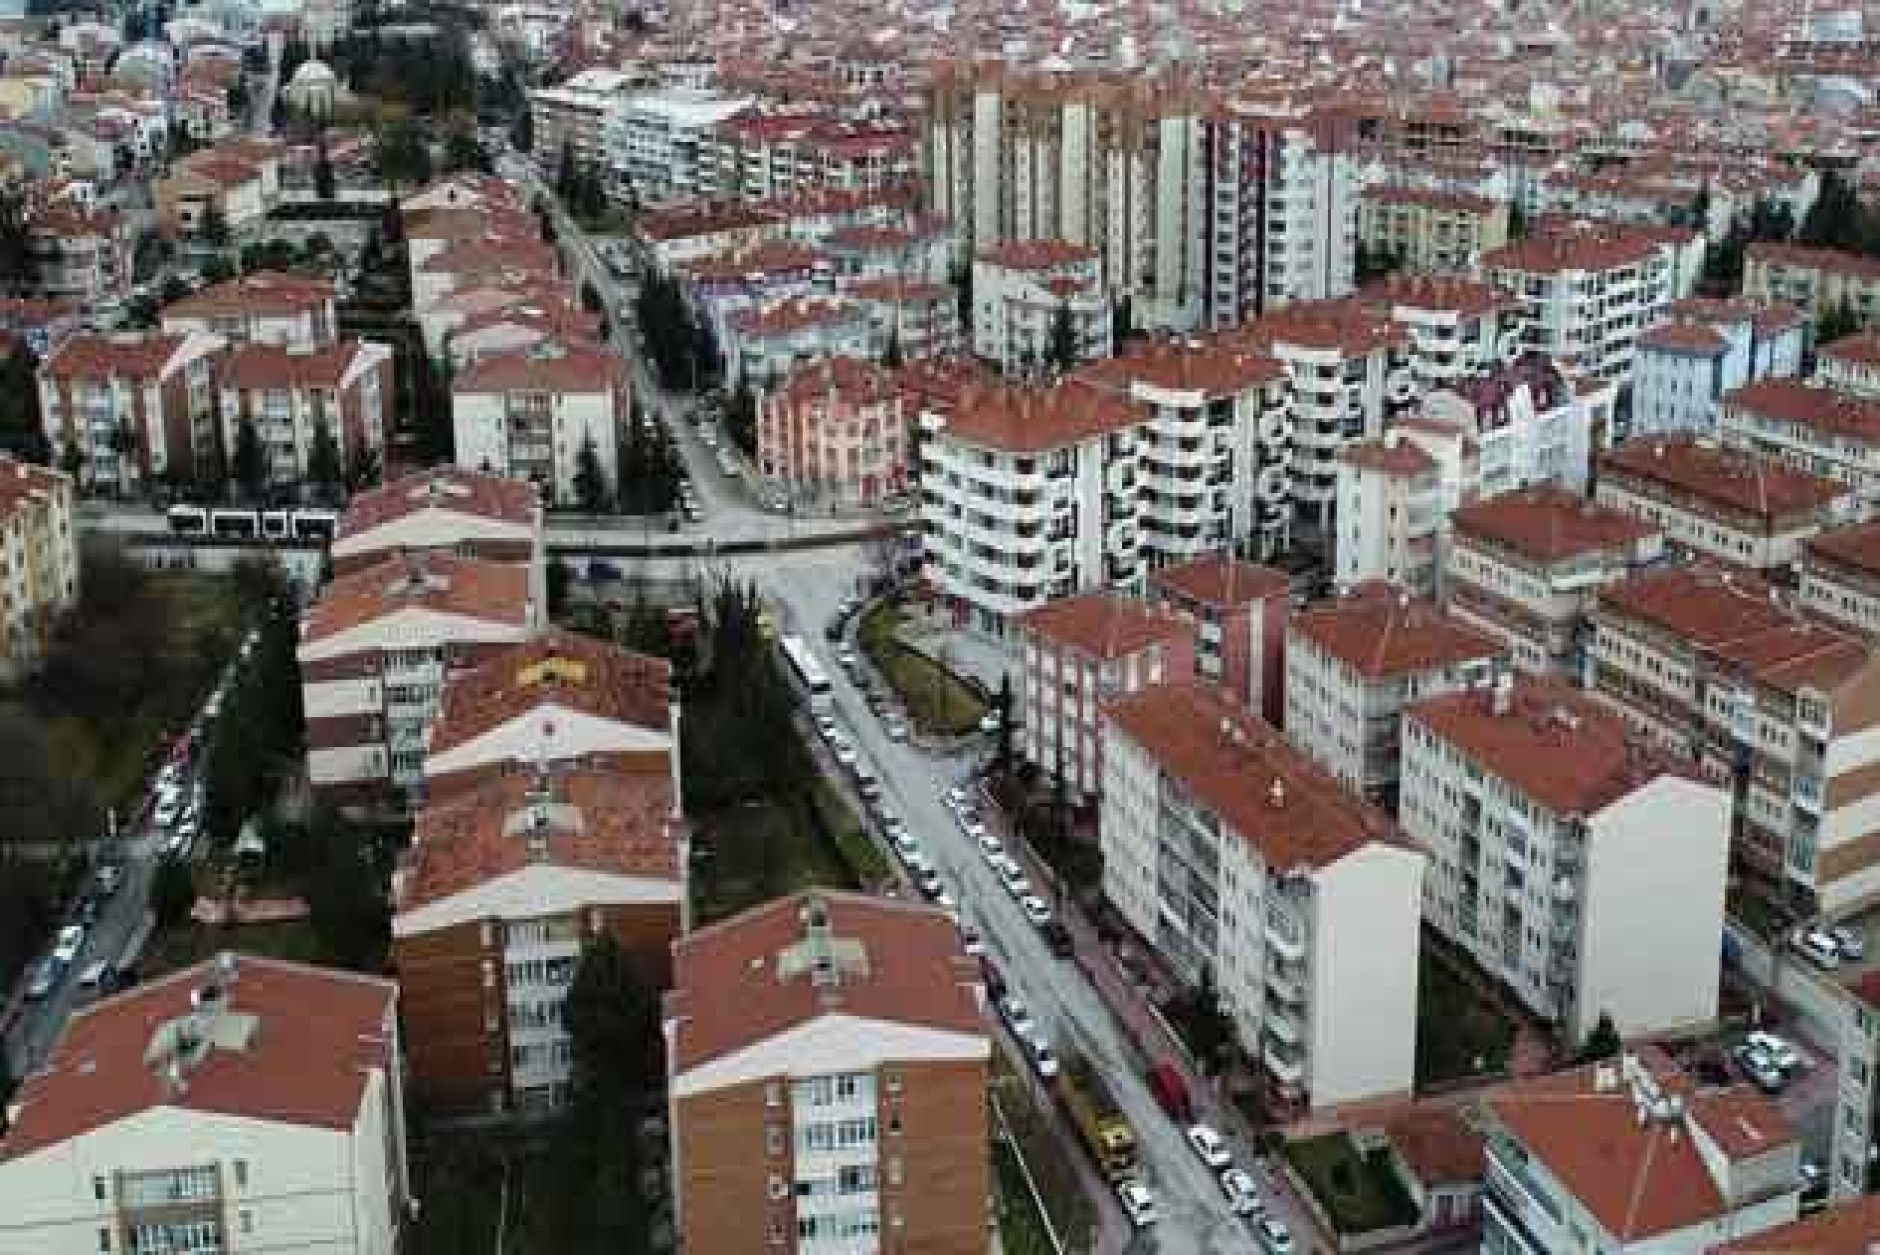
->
left=778, top=634, right=833, bottom=713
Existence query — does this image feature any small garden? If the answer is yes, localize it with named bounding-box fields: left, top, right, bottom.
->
left=1415, top=940, right=1518, bottom=1087
left=1284, top=1132, right=1420, bottom=1235
left=856, top=601, right=988, bottom=736
left=992, top=1051, right=1098, bottom=1253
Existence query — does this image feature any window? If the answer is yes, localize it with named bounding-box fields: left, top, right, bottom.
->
left=768, top=1174, right=788, bottom=1201
left=97, top=1228, right=110, bottom=1253
left=764, top=1081, right=782, bottom=1109
left=766, top=1125, right=784, bottom=1157
left=232, top=1160, right=247, bottom=1189
left=239, top=1210, right=253, bottom=1235
left=93, top=1176, right=106, bottom=1202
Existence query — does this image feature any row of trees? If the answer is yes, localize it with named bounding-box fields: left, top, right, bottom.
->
left=633, top=273, right=721, bottom=391
left=199, top=559, right=305, bottom=854
left=555, top=143, right=610, bottom=225
left=325, top=23, right=479, bottom=116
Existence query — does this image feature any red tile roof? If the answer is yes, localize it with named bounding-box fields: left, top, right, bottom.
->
left=1360, top=273, right=1521, bottom=320
left=1339, top=432, right=1438, bottom=477
left=300, top=552, right=532, bottom=646
left=1599, top=435, right=1851, bottom=522
left=1382, top=1106, right=1485, bottom=1188
left=1806, top=516, right=1880, bottom=578
left=1292, top=582, right=1502, bottom=678
left=219, top=340, right=379, bottom=391
left=1636, top=322, right=1729, bottom=355
left=0, top=454, right=68, bottom=522
left=1, top=956, right=395, bottom=1161
left=1490, top=1060, right=1794, bottom=1243
left=1714, top=1196, right=1880, bottom=1254
left=1409, top=676, right=1698, bottom=815
left=427, top=629, right=671, bottom=759
left=1360, top=184, right=1500, bottom=215
left=666, top=891, right=984, bottom=1074
left=164, top=270, right=333, bottom=320
left=336, top=468, right=537, bottom=545
left=1017, top=591, right=1193, bottom=660
left=1078, top=335, right=1286, bottom=398
left=453, top=340, right=625, bottom=395
left=1726, top=377, right=1880, bottom=444
left=400, top=765, right=678, bottom=912
left=1483, top=223, right=1660, bottom=274
left=976, top=238, right=1096, bottom=271
left=935, top=378, right=1143, bottom=452
left=1105, top=681, right=1405, bottom=871
left=1748, top=240, right=1880, bottom=280
left=42, top=331, right=192, bottom=380
left=1147, top=552, right=1290, bottom=608
left=1451, top=486, right=1660, bottom=562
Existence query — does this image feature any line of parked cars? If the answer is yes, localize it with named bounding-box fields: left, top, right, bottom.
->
left=1791, top=921, right=1865, bottom=971
left=1733, top=1028, right=1806, bottom=1094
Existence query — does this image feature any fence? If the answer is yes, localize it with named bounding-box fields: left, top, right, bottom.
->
left=989, top=1090, right=1066, bottom=1255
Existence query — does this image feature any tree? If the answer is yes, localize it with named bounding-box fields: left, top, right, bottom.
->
left=232, top=416, right=265, bottom=502
left=151, top=856, right=196, bottom=928
left=1800, top=171, right=1864, bottom=253
left=724, top=375, right=757, bottom=455
left=225, top=78, right=251, bottom=120
left=1172, top=962, right=1235, bottom=1075
left=374, top=117, right=431, bottom=189
left=267, top=90, right=285, bottom=135
left=0, top=344, right=48, bottom=463
left=344, top=442, right=380, bottom=493
left=1818, top=296, right=1862, bottom=347
left=880, top=327, right=903, bottom=369
left=59, top=438, right=83, bottom=483
left=1112, top=294, right=1135, bottom=347
left=547, top=556, right=573, bottom=619
left=442, top=126, right=486, bottom=174
left=306, top=421, right=342, bottom=501
left=313, top=143, right=335, bottom=201
left=509, top=103, right=534, bottom=154
left=1578, top=1012, right=1623, bottom=1063
left=565, top=932, right=658, bottom=1090
left=572, top=435, right=611, bottom=513
left=0, top=189, right=33, bottom=294
left=1045, top=301, right=1080, bottom=374
left=303, top=816, right=388, bottom=971
left=202, top=254, right=235, bottom=284
left=556, top=140, right=577, bottom=202
left=994, top=674, right=1014, bottom=772
left=199, top=202, right=229, bottom=247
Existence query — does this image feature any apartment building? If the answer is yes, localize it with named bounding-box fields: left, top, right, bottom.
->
left=25, top=200, right=131, bottom=304
left=1800, top=516, right=1880, bottom=638
left=37, top=329, right=225, bottom=493
left=1481, top=1052, right=1800, bottom=1255
left=1422, top=352, right=1611, bottom=495
left=1101, top=681, right=1423, bottom=1113
left=0, top=455, right=75, bottom=677
left=1286, top=582, right=1503, bottom=806
left=922, top=62, right=1206, bottom=328
left=665, top=892, right=989, bottom=1255
left=917, top=377, right=1144, bottom=635
left=0, top=955, right=408, bottom=1255
left=1234, top=302, right=1419, bottom=528
left=330, top=468, right=542, bottom=580
left=970, top=240, right=1112, bottom=375
left=1357, top=186, right=1509, bottom=276
left=1585, top=562, right=1880, bottom=917
left=1594, top=435, right=1858, bottom=572
left=1744, top=242, right=1880, bottom=326
left=1445, top=487, right=1664, bottom=676
left=1358, top=273, right=1525, bottom=393
left=160, top=270, right=337, bottom=348
left=1816, top=329, right=1880, bottom=398
left=1404, top=676, right=1727, bottom=1043
left=452, top=340, right=627, bottom=509
left=1630, top=299, right=1806, bottom=440
left=394, top=764, right=682, bottom=1117
left=1482, top=221, right=1676, bottom=389
left=1076, top=335, right=1294, bottom=563
left=602, top=86, right=752, bottom=205
left=1146, top=552, right=1290, bottom=722
left=1201, top=105, right=1359, bottom=328
left=1334, top=421, right=1481, bottom=599
left=846, top=276, right=961, bottom=362
left=631, top=202, right=785, bottom=276
left=1720, top=377, right=1880, bottom=507
left=757, top=356, right=908, bottom=509
left=1015, top=591, right=1194, bottom=802
left=1825, top=974, right=1880, bottom=1206
left=298, top=553, right=537, bottom=812
left=1716, top=1197, right=1880, bottom=1253
left=421, top=628, right=678, bottom=804
left=725, top=297, right=872, bottom=389
left=529, top=67, right=644, bottom=173
left=699, top=114, right=916, bottom=203
left=217, top=340, right=392, bottom=491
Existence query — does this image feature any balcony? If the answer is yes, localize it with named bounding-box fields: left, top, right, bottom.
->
left=1265, top=961, right=1306, bottom=1005
left=1484, top=1147, right=1564, bottom=1252
left=1264, top=908, right=1306, bottom=961
left=1262, top=1038, right=1305, bottom=1086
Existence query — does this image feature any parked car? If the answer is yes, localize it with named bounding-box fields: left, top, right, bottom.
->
left=996, top=858, right=1030, bottom=899
left=78, top=959, right=109, bottom=991
left=1040, top=920, right=1075, bottom=958
left=958, top=925, right=985, bottom=957
left=999, top=996, right=1036, bottom=1039
left=93, top=865, right=123, bottom=896
left=980, top=956, right=1007, bottom=1002
left=1829, top=924, right=1866, bottom=962
left=1026, top=1033, right=1060, bottom=1080
left=977, top=833, right=1005, bottom=863
left=979, top=710, right=1002, bottom=734
left=1220, top=1168, right=1264, bottom=1217
left=1793, top=927, right=1843, bottom=970
left=153, top=796, right=182, bottom=829
left=24, top=957, right=58, bottom=1000
left=1116, top=1181, right=1158, bottom=1229
left=1256, top=1217, right=1295, bottom=1254
left=1746, top=1031, right=1803, bottom=1074
left=1186, top=1124, right=1232, bottom=1169
left=1019, top=895, right=1052, bottom=928
left=52, top=924, right=86, bottom=965
left=1735, top=1043, right=1786, bottom=1094
left=1148, top=1061, right=1193, bottom=1122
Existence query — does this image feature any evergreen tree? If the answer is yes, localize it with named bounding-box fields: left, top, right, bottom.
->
left=151, top=855, right=196, bottom=927
left=0, top=189, right=33, bottom=294
left=306, top=421, right=342, bottom=501
left=59, top=438, right=82, bottom=484
left=880, top=327, right=903, bottom=369
left=556, top=140, right=577, bottom=201
left=199, top=202, right=229, bottom=247
left=1112, top=294, right=1134, bottom=347
left=573, top=435, right=610, bottom=512
left=0, top=345, right=47, bottom=463
left=375, top=117, right=431, bottom=189
left=1818, top=296, right=1862, bottom=346
left=344, top=443, right=380, bottom=492
left=232, top=416, right=266, bottom=502
left=1045, top=301, right=1080, bottom=374
left=1578, top=1012, right=1623, bottom=1063
left=509, top=104, right=534, bottom=154
left=313, top=143, right=335, bottom=201
left=1800, top=171, right=1864, bottom=253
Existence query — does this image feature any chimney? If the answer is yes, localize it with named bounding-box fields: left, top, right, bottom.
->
left=1267, top=777, right=1286, bottom=808
left=1491, top=669, right=1513, bottom=716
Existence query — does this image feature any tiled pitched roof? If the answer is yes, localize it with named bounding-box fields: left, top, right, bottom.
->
left=219, top=340, right=378, bottom=391
left=42, top=331, right=189, bottom=380
left=1016, top=591, right=1192, bottom=660
left=427, top=629, right=671, bottom=759
left=1599, top=435, right=1851, bottom=521
left=1106, top=681, right=1406, bottom=872
left=453, top=340, right=625, bottom=395
left=1451, top=485, right=1660, bottom=562
left=164, top=270, right=332, bottom=319
left=0, top=956, right=395, bottom=1161
left=1726, top=377, right=1880, bottom=444
left=1713, top=1196, right=1880, bottom=1254
left=934, top=378, right=1142, bottom=452
left=300, top=553, right=531, bottom=645
left=336, top=468, right=537, bottom=544
left=1147, top=552, right=1290, bottom=608
left=1292, top=582, right=1502, bottom=678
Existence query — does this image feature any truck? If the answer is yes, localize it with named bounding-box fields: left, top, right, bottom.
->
left=1057, top=1052, right=1138, bottom=1181
left=1147, top=1060, right=1192, bottom=1123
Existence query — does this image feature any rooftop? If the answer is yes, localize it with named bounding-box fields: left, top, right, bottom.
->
left=1147, top=552, right=1290, bottom=609
left=335, top=469, right=537, bottom=548
left=1105, top=681, right=1405, bottom=873
left=1016, top=591, right=1193, bottom=660
left=933, top=378, right=1142, bottom=453
left=426, top=629, right=672, bottom=761
left=299, top=552, right=532, bottom=647
left=1712, top=1197, right=1880, bottom=1254
left=1292, top=582, right=1502, bottom=679
left=1599, top=435, right=1851, bottom=522
left=1726, top=377, right=1880, bottom=444
left=1451, top=485, right=1660, bottom=562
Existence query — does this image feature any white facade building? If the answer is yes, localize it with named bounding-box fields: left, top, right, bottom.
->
left=603, top=87, right=752, bottom=206
left=1404, top=676, right=1728, bottom=1044
left=1630, top=300, right=1806, bottom=440
left=0, top=955, right=407, bottom=1255
left=1102, top=681, right=1424, bottom=1114
left=451, top=341, right=626, bottom=509
left=971, top=240, right=1112, bottom=374
left=1333, top=421, right=1481, bottom=598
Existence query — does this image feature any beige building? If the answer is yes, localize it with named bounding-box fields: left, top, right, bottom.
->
left=1285, top=581, right=1503, bottom=807
left=1744, top=242, right=1880, bottom=326
left=1102, top=681, right=1424, bottom=1114
left=1404, top=675, right=1728, bottom=1044
left=1358, top=185, right=1510, bottom=276
left=664, top=892, right=988, bottom=1255
left=1720, top=377, right=1880, bottom=508
left=1444, top=486, right=1664, bottom=677
left=1594, top=434, right=1860, bottom=573
left=0, top=456, right=76, bottom=677
left=1801, top=517, right=1880, bottom=638
left=1587, top=561, right=1880, bottom=917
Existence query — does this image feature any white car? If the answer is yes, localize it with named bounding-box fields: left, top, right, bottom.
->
left=979, top=710, right=1003, bottom=734
left=978, top=833, right=1006, bottom=863
left=1019, top=895, right=1052, bottom=927
left=153, top=797, right=182, bottom=829
left=884, top=718, right=909, bottom=741
left=946, top=785, right=970, bottom=808
left=1220, top=1168, right=1264, bottom=1217
left=836, top=646, right=857, bottom=667
left=833, top=744, right=859, bottom=769
left=1027, top=1034, right=1060, bottom=1080
left=1746, top=1031, right=1803, bottom=1074
left=1829, top=924, right=1866, bottom=961
left=1116, top=1181, right=1158, bottom=1229
left=958, top=925, right=985, bottom=957
left=996, top=859, right=1031, bottom=899
left=1794, top=927, right=1843, bottom=970
left=1186, top=1124, right=1232, bottom=1169
left=52, top=924, right=86, bottom=965
left=1256, top=1218, right=1295, bottom=1254
left=999, top=996, right=1036, bottom=1039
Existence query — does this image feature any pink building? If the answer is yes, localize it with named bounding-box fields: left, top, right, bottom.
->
left=1147, top=553, right=1291, bottom=724
left=757, top=357, right=909, bottom=506
left=1016, top=591, right=1195, bottom=802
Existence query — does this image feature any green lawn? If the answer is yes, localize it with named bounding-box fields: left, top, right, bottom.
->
left=1415, top=943, right=1518, bottom=1086
left=992, top=1054, right=1099, bottom=1253
left=141, top=919, right=323, bottom=978
left=690, top=785, right=868, bottom=925
left=994, top=1138, right=1063, bottom=1255
left=857, top=603, right=988, bottom=736
left=1283, top=1133, right=1420, bottom=1235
